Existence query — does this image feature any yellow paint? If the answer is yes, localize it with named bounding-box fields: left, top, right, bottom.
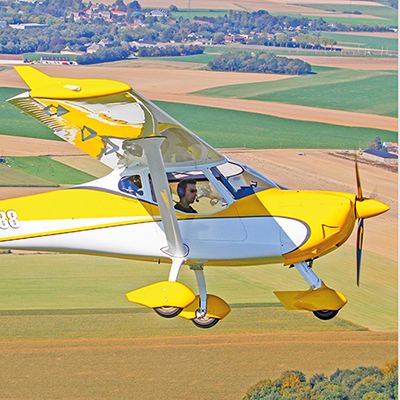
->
left=126, top=281, right=196, bottom=308
left=0, top=188, right=154, bottom=242
left=178, top=294, right=231, bottom=320
left=15, top=66, right=131, bottom=99
left=274, top=282, right=347, bottom=311
left=356, top=198, right=390, bottom=219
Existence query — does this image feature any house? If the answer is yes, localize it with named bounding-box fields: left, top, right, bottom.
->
left=382, top=142, right=398, bottom=154
left=0, top=54, right=27, bottom=64
left=130, top=40, right=158, bottom=48
left=149, top=9, right=168, bottom=17
left=362, top=149, right=398, bottom=164
left=86, top=43, right=104, bottom=53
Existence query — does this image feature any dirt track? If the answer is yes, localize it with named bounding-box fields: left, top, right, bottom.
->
left=0, top=331, right=396, bottom=400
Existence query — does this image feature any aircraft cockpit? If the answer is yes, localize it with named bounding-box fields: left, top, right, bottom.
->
left=117, top=159, right=284, bottom=215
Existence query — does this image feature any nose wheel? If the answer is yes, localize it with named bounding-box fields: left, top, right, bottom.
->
left=313, top=309, right=339, bottom=320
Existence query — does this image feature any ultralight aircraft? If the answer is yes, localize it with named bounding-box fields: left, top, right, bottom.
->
left=1, top=66, right=389, bottom=328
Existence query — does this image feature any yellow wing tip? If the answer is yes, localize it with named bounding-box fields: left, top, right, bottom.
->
left=14, top=65, right=51, bottom=90
left=14, top=65, right=132, bottom=99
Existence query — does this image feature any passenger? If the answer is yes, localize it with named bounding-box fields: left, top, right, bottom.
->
left=174, top=178, right=198, bottom=213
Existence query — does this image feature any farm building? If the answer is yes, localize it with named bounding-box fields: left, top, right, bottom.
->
left=0, top=54, right=27, bottom=65
left=383, top=142, right=398, bottom=154
left=40, top=57, right=77, bottom=65
left=362, top=149, right=398, bottom=164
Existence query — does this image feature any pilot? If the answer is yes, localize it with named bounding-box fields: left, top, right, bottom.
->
left=175, top=178, right=198, bottom=213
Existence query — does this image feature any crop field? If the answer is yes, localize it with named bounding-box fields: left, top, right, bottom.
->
left=310, top=32, right=398, bottom=52
left=23, top=52, right=78, bottom=62
left=3, top=156, right=96, bottom=185
left=0, top=243, right=396, bottom=331
left=193, top=66, right=398, bottom=117
left=302, top=3, right=398, bottom=20
left=286, top=14, right=397, bottom=27
left=0, top=87, right=55, bottom=140
left=156, top=101, right=396, bottom=149
left=0, top=163, right=58, bottom=187
left=1, top=86, right=395, bottom=150
left=0, top=248, right=396, bottom=399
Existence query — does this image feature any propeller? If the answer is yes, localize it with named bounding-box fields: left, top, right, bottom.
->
left=353, top=155, right=389, bottom=286
left=355, top=156, right=364, bottom=286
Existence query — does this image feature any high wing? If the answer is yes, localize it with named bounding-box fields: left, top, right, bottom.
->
left=7, top=66, right=224, bottom=169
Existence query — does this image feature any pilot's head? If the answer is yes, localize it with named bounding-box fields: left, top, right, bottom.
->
left=177, top=178, right=197, bottom=206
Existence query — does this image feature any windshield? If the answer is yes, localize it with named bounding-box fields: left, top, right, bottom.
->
left=211, top=161, right=282, bottom=199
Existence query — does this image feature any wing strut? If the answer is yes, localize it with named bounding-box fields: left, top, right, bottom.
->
left=134, top=137, right=187, bottom=273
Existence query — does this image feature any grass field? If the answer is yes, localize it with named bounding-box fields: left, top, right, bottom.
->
left=0, top=243, right=396, bottom=332
left=155, top=100, right=397, bottom=149
left=0, top=162, right=58, bottom=187
left=6, top=156, right=96, bottom=185
left=303, top=3, right=398, bottom=20
left=310, top=32, right=398, bottom=52
left=23, top=52, right=79, bottom=62
left=0, top=87, right=57, bottom=140
left=192, top=66, right=398, bottom=117
left=1, top=87, right=395, bottom=150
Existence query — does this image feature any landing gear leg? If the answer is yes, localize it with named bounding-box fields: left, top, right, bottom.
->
left=153, top=257, right=186, bottom=318
left=190, top=264, right=219, bottom=328
left=293, top=260, right=322, bottom=289
left=294, top=260, right=340, bottom=320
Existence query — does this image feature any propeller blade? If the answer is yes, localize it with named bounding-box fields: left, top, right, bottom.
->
left=356, top=218, right=364, bottom=286
left=355, top=155, right=363, bottom=200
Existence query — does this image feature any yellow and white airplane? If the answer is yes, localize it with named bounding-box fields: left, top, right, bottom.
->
left=2, top=66, right=389, bottom=328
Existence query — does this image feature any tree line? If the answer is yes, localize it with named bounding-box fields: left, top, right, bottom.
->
left=243, top=359, right=398, bottom=400
left=137, top=44, right=203, bottom=57
left=208, top=52, right=311, bottom=75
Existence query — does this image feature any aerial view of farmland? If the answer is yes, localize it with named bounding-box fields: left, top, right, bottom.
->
left=0, top=0, right=397, bottom=398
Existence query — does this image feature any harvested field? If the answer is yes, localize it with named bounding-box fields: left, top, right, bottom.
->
left=94, top=0, right=386, bottom=16
left=0, top=134, right=83, bottom=157
left=0, top=332, right=396, bottom=400
left=284, top=55, right=398, bottom=70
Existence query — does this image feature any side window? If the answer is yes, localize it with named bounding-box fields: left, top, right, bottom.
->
left=149, top=171, right=228, bottom=214
left=118, top=175, right=144, bottom=197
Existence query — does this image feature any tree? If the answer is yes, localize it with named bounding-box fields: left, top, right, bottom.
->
left=369, top=137, right=382, bottom=150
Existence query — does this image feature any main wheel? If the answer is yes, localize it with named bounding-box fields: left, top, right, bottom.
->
left=192, top=315, right=219, bottom=329
left=154, top=306, right=182, bottom=318
left=313, top=309, right=339, bottom=320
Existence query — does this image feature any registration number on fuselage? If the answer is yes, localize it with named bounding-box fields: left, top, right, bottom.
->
left=0, top=210, right=21, bottom=229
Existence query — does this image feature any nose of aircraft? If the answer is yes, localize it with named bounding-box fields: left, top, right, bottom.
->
left=355, top=198, right=390, bottom=219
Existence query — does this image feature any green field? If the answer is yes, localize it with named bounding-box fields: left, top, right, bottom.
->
left=155, top=100, right=396, bottom=149
left=192, top=66, right=398, bottom=117
left=0, top=87, right=56, bottom=140
left=0, top=162, right=58, bottom=187
left=303, top=3, right=398, bottom=20
left=310, top=32, right=398, bottom=52
left=1, top=87, right=395, bottom=151
left=23, top=52, right=79, bottom=62
left=0, top=243, right=396, bottom=334
left=6, top=156, right=96, bottom=185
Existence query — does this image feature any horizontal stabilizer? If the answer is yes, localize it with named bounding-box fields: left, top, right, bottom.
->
left=274, top=282, right=347, bottom=311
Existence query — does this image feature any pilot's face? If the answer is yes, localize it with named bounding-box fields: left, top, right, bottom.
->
left=185, top=183, right=197, bottom=204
